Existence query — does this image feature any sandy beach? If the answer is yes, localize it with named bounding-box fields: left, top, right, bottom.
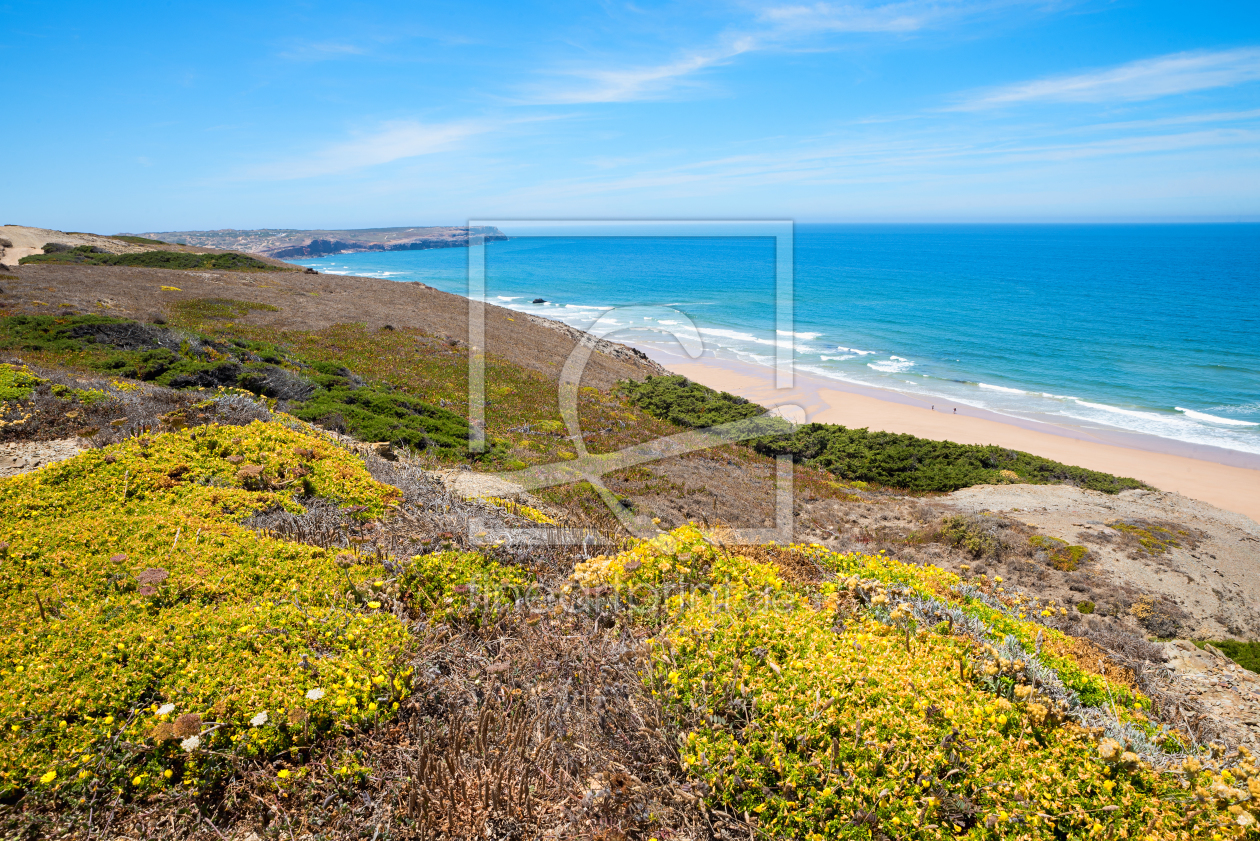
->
left=635, top=345, right=1260, bottom=525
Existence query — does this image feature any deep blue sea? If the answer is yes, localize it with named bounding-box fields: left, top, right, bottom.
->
left=294, top=224, right=1260, bottom=456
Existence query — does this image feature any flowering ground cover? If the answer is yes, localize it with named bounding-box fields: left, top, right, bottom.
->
left=0, top=418, right=413, bottom=799
left=572, top=525, right=1259, bottom=838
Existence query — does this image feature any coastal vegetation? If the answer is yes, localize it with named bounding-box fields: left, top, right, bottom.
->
left=0, top=414, right=408, bottom=797
left=1, top=306, right=1254, bottom=837
left=620, top=375, right=1151, bottom=494
left=0, top=315, right=473, bottom=458
left=2, top=410, right=1255, bottom=836
left=109, top=235, right=170, bottom=246
left=19, top=245, right=280, bottom=272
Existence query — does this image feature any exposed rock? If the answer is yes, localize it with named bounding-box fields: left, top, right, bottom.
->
left=1, top=438, right=89, bottom=478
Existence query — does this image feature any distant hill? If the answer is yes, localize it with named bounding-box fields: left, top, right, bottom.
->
left=133, top=225, right=508, bottom=259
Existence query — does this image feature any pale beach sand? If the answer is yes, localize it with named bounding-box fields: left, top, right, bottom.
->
left=634, top=346, right=1260, bottom=525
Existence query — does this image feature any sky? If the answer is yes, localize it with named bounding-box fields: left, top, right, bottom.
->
left=3, top=0, right=1259, bottom=230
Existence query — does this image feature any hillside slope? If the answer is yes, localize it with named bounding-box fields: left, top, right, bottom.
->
left=1, top=257, right=1258, bottom=839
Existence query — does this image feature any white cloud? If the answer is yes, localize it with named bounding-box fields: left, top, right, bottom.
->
left=529, top=39, right=757, bottom=104
left=278, top=41, right=368, bottom=61
left=954, top=47, right=1260, bottom=109
left=527, top=1, right=983, bottom=105
left=480, top=113, right=1260, bottom=206
left=756, top=1, right=942, bottom=34
left=248, top=120, right=492, bottom=180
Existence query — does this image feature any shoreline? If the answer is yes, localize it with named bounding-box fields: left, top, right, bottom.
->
left=628, top=340, right=1260, bottom=525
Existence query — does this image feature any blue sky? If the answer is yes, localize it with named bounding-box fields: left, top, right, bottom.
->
left=4, top=0, right=1259, bottom=230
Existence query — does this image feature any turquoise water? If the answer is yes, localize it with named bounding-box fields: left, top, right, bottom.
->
left=294, top=224, right=1260, bottom=455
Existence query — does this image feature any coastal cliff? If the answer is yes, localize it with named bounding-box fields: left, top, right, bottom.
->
left=135, top=225, right=508, bottom=259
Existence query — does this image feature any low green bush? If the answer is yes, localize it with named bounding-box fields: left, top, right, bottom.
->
left=0, top=420, right=410, bottom=798
left=0, top=315, right=475, bottom=459
left=19, top=246, right=280, bottom=272
left=620, top=375, right=1151, bottom=494
left=1029, top=534, right=1088, bottom=571
left=940, top=515, right=999, bottom=558
left=1193, top=640, right=1260, bottom=673
left=574, top=525, right=1246, bottom=839
left=0, top=363, right=43, bottom=401
left=399, top=550, right=532, bottom=626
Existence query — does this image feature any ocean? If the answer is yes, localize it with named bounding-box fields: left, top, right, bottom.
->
left=293, top=224, right=1260, bottom=456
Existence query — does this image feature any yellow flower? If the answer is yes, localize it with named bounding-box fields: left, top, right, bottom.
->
left=132, top=775, right=144, bottom=786
left=40, top=771, right=56, bottom=784
left=367, top=601, right=381, bottom=609
left=278, top=769, right=291, bottom=779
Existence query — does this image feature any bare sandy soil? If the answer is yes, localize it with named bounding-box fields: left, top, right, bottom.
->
left=945, top=483, right=1260, bottom=640
left=0, top=224, right=159, bottom=265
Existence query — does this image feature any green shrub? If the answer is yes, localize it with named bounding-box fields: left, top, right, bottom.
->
left=0, top=420, right=410, bottom=798
left=1192, top=640, right=1260, bottom=673
left=0, top=314, right=475, bottom=459
left=19, top=247, right=280, bottom=272
left=290, top=382, right=471, bottom=456
left=617, top=374, right=767, bottom=428
left=1077, top=600, right=1096, bottom=614
left=621, top=375, right=1151, bottom=494
left=399, top=551, right=532, bottom=626
left=1029, top=534, right=1088, bottom=571
left=1107, top=520, right=1186, bottom=555
left=110, top=235, right=169, bottom=246
left=0, top=363, right=44, bottom=401
left=587, top=526, right=1241, bottom=839
left=941, top=515, right=999, bottom=558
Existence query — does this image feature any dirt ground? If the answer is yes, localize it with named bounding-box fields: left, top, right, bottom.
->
left=943, top=484, right=1260, bottom=640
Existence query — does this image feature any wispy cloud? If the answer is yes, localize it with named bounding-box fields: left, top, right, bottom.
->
left=756, top=0, right=951, bottom=34
left=533, top=38, right=757, bottom=104
left=482, top=110, right=1260, bottom=205
left=278, top=41, right=369, bottom=62
left=527, top=1, right=989, bottom=105
left=953, top=47, right=1260, bottom=109
left=246, top=119, right=494, bottom=180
